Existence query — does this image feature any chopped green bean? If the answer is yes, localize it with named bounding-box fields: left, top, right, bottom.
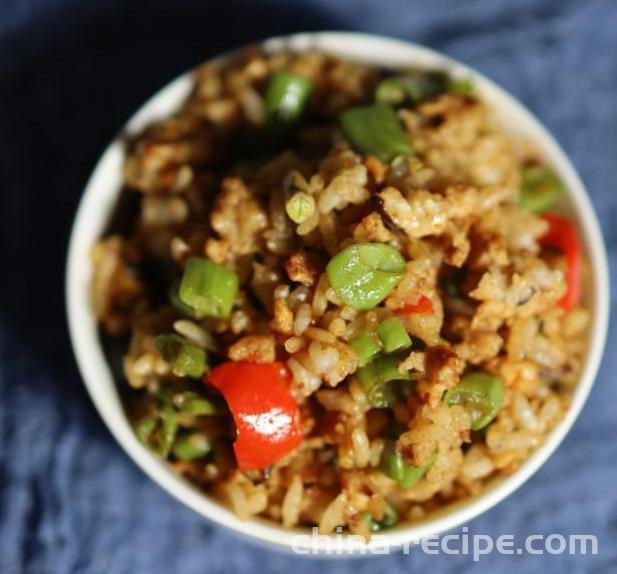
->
left=172, top=391, right=220, bottom=415
left=379, top=441, right=436, bottom=488
left=158, top=403, right=179, bottom=457
left=377, top=317, right=411, bottom=353
left=339, top=103, right=413, bottom=162
left=326, top=243, right=406, bottom=310
left=172, top=432, right=211, bottom=460
left=349, top=330, right=383, bottom=367
left=361, top=512, right=381, bottom=533
left=380, top=502, right=399, bottom=528
left=179, top=257, right=238, bottom=318
left=135, top=396, right=180, bottom=458
left=360, top=502, right=399, bottom=532
left=448, top=76, right=474, bottom=94
left=357, top=353, right=412, bottom=408
left=265, top=72, right=312, bottom=124
left=444, top=372, right=503, bottom=430
left=155, top=334, right=209, bottom=379
left=154, top=384, right=174, bottom=404
left=519, top=165, right=563, bottom=213
left=135, top=415, right=157, bottom=444
left=374, top=78, right=408, bottom=105
left=285, top=191, right=315, bottom=224
left=375, top=72, right=449, bottom=106
left=169, top=281, right=200, bottom=318
left=376, top=71, right=473, bottom=106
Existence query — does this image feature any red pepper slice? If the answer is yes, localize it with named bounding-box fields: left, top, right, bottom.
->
left=207, top=362, right=303, bottom=471
left=539, top=213, right=581, bottom=311
left=395, top=295, right=434, bottom=315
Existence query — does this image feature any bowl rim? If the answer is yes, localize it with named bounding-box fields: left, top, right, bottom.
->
left=66, top=31, right=610, bottom=555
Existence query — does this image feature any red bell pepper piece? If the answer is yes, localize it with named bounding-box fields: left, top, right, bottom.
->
left=539, top=213, right=581, bottom=311
left=207, top=361, right=303, bottom=471
left=395, top=295, right=434, bottom=315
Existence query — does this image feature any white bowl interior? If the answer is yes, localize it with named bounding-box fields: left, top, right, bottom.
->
left=66, top=32, right=610, bottom=554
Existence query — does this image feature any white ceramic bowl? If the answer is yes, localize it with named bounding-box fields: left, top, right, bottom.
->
left=66, top=32, right=610, bottom=554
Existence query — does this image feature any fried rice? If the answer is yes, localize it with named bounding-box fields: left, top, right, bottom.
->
left=90, top=48, right=589, bottom=537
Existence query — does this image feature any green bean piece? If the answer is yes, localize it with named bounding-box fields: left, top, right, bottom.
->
left=339, top=103, right=413, bottom=162
left=349, top=330, right=383, bottom=367
left=379, top=441, right=436, bottom=489
left=155, top=383, right=174, bottom=404
left=519, top=165, right=563, bottom=213
left=326, top=243, right=406, bottom=310
left=356, top=353, right=412, bottom=408
left=377, top=317, right=412, bottom=353
left=135, top=396, right=180, bottom=458
left=444, top=372, right=504, bottom=430
left=172, top=432, right=212, bottom=460
left=361, top=512, right=381, bottom=533
left=403, top=71, right=449, bottom=101
left=179, top=257, right=239, bottom=318
left=172, top=391, right=220, bottom=415
left=375, top=72, right=449, bottom=106
left=285, top=191, right=315, bottom=224
left=380, top=501, right=399, bottom=528
left=265, top=72, right=312, bottom=124
left=374, top=78, right=409, bottom=105
left=169, top=281, right=200, bottom=318
left=448, top=76, right=474, bottom=94
left=155, top=334, right=209, bottom=379
left=360, top=502, right=399, bottom=532
left=135, top=415, right=157, bottom=444
left=158, top=403, right=179, bottom=457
